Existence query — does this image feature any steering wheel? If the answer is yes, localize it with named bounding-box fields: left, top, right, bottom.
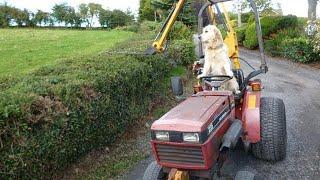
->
left=200, top=75, right=233, bottom=91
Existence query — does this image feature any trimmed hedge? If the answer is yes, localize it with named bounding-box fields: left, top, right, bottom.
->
left=168, top=38, right=196, bottom=66
left=243, top=15, right=298, bottom=49
left=0, top=20, right=196, bottom=179
left=0, top=53, right=169, bottom=178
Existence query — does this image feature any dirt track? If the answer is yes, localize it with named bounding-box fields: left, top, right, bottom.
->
left=125, top=49, right=320, bottom=179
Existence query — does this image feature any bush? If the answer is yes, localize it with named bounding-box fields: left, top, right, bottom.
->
left=139, top=21, right=161, bottom=34
left=243, top=15, right=299, bottom=49
left=168, top=38, right=196, bottom=66
left=169, top=21, right=193, bottom=40
left=265, top=28, right=302, bottom=56
left=236, top=25, right=247, bottom=45
left=241, top=12, right=254, bottom=23
left=0, top=52, right=170, bottom=178
left=282, top=37, right=320, bottom=63
left=115, top=23, right=140, bottom=32
left=312, top=31, right=320, bottom=52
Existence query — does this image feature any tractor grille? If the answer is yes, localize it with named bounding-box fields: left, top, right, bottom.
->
left=156, top=144, right=205, bottom=166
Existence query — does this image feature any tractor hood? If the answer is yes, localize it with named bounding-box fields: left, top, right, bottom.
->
left=151, top=93, right=230, bottom=132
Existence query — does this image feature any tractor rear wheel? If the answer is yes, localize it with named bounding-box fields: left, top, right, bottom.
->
left=143, top=161, right=166, bottom=180
left=252, top=97, right=287, bottom=161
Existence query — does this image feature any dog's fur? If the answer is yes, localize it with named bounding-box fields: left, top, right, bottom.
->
left=197, top=25, right=239, bottom=93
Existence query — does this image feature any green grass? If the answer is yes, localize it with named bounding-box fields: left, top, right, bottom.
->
left=0, top=28, right=134, bottom=77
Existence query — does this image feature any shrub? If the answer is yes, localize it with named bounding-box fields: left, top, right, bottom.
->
left=265, top=28, right=302, bottom=56
left=282, top=37, right=320, bottom=63
left=241, top=12, right=254, bottom=23
left=116, top=23, right=140, bottom=32
left=236, top=25, right=247, bottom=45
left=312, top=31, right=320, bottom=52
left=169, top=21, right=193, bottom=40
left=0, top=52, right=170, bottom=179
left=139, top=21, right=161, bottom=34
left=277, top=15, right=298, bottom=30
left=168, top=38, right=196, bottom=66
left=243, top=15, right=298, bottom=49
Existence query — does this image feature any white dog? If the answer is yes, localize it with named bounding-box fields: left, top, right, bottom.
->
left=197, top=25, right=239, bottom=93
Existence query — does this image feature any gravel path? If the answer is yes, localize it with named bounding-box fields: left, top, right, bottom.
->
left=124, top=49, right=320, bottom=180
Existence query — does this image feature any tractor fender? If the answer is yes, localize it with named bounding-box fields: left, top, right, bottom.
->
left=241, top=91, right=261, bottom=143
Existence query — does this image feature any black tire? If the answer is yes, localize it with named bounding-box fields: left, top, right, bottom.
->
left=143, top=161, right=166, bottom=180
left=252, top=97, right=287, bottom=161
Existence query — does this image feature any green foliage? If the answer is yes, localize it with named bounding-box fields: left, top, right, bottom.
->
left=240, top=0, right=272, bottom=13
left=0, top=53, right=169, bottom=179
left=34, top=10, right=50, bottom=26
left=168, top=38, right=196, bottom=66
left=282, top=37, right=320, bottom=63
left=169, top=21, right=193, bottom=40
left=241, top=12, right=254, bottom=23
left=264, top=28, right=301, bottom=56
left=149, top=0, right=198, bottom=26
left=312, top=31, right=320, bottom=52
left=0, top=3, right=14, bottom=27
left=0, top=2, right=133, bottom=28
left=51, top=3, right=68, bottom=24
left=235, top=25, right=247, bottom=45
left=139, top=0, right=155, bottom=21
left=243, top=15, right=298, bottom=49
left=139, top=20, right=162, bottom=34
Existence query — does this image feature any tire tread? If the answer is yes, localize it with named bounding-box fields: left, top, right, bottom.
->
left=252, top=97, right=287, bottom=161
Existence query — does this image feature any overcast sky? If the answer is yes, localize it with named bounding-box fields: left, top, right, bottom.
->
left=2, top=0, right=316, bottom=18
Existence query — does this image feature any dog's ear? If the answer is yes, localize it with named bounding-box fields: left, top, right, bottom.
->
left=214, top=27, right=223, bottom=44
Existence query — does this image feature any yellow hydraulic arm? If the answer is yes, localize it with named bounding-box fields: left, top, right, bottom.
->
left=151, top=0, right=186, bottom=53
left=146, top=0, right=241, bottom=70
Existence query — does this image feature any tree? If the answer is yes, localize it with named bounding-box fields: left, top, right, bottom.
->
left=139, top=0, right=154, bottom=21
left=64, top=6, right=76, bottom=27
left=88, top=3, right=102, bottom=27
left=34, top=10, right=49, bottom=26
left=241, top=0, right=272, bottom=13
left=151, top=0, right=197, bottom=26
left=308, top=0, right=318, bottom=21
left=0, top=2, right=12, bottom=27
left=99, top=8, right=112, bottom=27
left=52, top=3, right=68, bottom=26
left=10, top=7, right=25, bottom=27
left=79, top=3, right=89, bottom=27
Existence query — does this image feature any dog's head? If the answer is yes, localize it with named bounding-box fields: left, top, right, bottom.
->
left=201, top=25, right=224, bottom=49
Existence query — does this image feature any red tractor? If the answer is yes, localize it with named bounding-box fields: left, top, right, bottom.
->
left=144, top=0, right=287, bottom=179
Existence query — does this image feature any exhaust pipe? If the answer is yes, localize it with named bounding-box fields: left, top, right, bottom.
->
left=220, top=120, right=242, bottom=151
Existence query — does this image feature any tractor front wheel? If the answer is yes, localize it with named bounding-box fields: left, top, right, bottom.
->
left=143, top=161, right=166, bottom=180
left=252, top=97, right=287, bottom=161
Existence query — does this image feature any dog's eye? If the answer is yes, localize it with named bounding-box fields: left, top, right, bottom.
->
left=205, top=30, right=208, bottom=33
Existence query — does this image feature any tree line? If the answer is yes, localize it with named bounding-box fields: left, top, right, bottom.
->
left=0, top=2, right=134, bottom=28
left=140, top=0, right=318, bottom=26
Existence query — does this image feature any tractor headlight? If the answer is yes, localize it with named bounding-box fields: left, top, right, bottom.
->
left=155, top=131, right=169, bottom=141
left=183, top=132, right=200, bottom=143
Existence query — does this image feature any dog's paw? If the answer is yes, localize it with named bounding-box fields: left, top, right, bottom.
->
left=235, top=90, right=241, bottom=94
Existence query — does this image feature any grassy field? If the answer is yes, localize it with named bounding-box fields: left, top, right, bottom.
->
left=0, top=28, right=134, bottom=77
